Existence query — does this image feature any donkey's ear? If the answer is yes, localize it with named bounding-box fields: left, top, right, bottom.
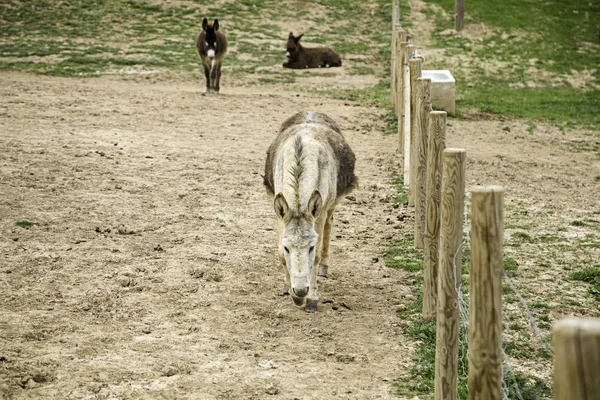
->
left=288, top=32, right=295, bottom=39
left=202, top=18, right=208, bottom=31
left=307, top=189, right=323, bottom=219
left=295, top=33, right=304, bottom=43
left=213, top=19, right=219, bottom=31
left=274, top=193, right=289, bottom=220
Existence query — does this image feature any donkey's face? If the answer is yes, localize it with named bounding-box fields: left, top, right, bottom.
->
left=274, top=190, right=322, bottom=300
left=202, top=18, right=221, bottom=59
left=285, top=32, right=304, bottom=61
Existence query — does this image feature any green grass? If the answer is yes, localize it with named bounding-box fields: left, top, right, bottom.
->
left=386, top=218, right=550, bottom=398
left=384, top=234, right=423, bottom=272
left=390, top=172, right=409, bottom=204
left=0, top=0, right=393, bottom=84
left=421, top=0, right=600, bottom=127
left=15, top=220, right=40, bottom=228
left=571, top=266, right=600, bottom=302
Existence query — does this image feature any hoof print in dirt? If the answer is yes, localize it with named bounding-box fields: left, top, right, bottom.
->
left=305, top=299, right=318, bottom=313
left=292, top=295, right=305, bottom=307
left=318, top=264, right=329, bottom=277
left=281, top=284, right=289, bottom=296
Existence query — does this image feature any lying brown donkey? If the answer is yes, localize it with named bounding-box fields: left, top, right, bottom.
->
left=283, top=32, right=342, bottom=69
left=196, top=18, right=227, bottom=93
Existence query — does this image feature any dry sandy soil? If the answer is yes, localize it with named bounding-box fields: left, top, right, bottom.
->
left=0, top=72, right=416, bottom=400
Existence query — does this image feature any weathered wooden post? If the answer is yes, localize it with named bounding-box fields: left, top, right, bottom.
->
left=434, top=148, right=466, bottom=400
left=392, top=27, right=406, bottom=114
left=401, top=43, right=414, bottom=187
left=408, top=57, right=422, bottom=206
left=397, top=41, right=409, bottom=154
left=468, top=186, right=504, bottom=400
left=553, top=318, right=600, bottom=400
left=393, top=0, right=400, bottom=25
left=455, top=0, right=465, bottom=31
left=422, top=111, right=445, bottom=319
left=414, top=77, right=431, bottom=249
left=391, top=25, right=398, bottom=109
left=391, top=0, right=402, bottom=111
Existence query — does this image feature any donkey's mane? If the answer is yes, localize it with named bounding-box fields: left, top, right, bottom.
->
left=287, top=134, right=306, bottom=213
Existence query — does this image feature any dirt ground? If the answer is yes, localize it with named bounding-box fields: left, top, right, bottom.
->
left=0, top=71, right=416, bottom=399
left=0, top=22, right=599, bottom=400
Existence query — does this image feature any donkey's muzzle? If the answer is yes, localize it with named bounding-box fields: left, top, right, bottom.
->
left=207, top=49, right=215, bottom=59
left=292, top=287, right=309, bottom=298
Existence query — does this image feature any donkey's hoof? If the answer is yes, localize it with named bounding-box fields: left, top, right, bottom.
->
left=281, top=284, right=289, bottom=296
left=292, top=295, right=305, bottom=307
left=305, top=299, right=318, bottom=313
left=318, top=264, right=329, bottom=278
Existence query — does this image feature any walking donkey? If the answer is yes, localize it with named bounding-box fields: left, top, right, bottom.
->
left=196, top=18, right=227, bottom=93
left=264, top=112, right=357, bottom=312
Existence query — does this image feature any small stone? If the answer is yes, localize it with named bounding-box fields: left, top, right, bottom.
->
left=265, top=385, right=280, bottom=395
left=162, top=366, right=178, bottom=377
left=142, top=327, right=152, bottom=334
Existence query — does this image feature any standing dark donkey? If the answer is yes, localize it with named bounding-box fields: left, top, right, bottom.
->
left=196, top=18, right=227, bottom=93
left=283, top=32, right=342, bottom=69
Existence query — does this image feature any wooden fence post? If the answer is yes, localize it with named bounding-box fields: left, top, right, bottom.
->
left=391, top=25, right=397, bottom=110
left=553, top=318, right=600, bottom=400
left=397, top=41, right=409, bottom=156
left=434, top=148, right=466, bottom=400
left=401, top=43, right=414, bottom=188
left=392, top=27, right=406, bottom=114
left=393, top=0, right=400, bottom=25
left=423, top=111, right=446, bottom=318
left=455, top=0, right=464, bottom=31
left=414, top=77, right=431, bottom=249
left=468, top=186, right=504, bottom=400
left=408, top=57, right=422, bottom=206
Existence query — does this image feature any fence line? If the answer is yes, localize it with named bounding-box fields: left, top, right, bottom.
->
left=389, top=3, right=599, bottom=398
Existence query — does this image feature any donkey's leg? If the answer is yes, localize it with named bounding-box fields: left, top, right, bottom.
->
left=215, top=62, right=222, bottom=93
left=203, top=64, right=211, bottom=93
left=209, top=60, right=217, bottom=93
left=318, top=206, right=336, bottom=277
left=280, top=253, right=291, bottom=296
left=305, top=213, right=327, bottom=313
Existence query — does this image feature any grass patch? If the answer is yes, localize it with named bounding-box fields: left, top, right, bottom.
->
left=503, top=256, right=519, bottom=276
left=387, top=196, right=550, bottom=399
left=423, top=0, right=600, bottom=127
left=570, top=266, right=600, bottom=301
left=0, top=0, right=395, bottom=85
left=511, top=231, right=533, bottom=243
left=384, top=234, right=423, bottom=272
left=390, top=172, right=408, bottom=204
left=15, top=220, right=40, bottom=229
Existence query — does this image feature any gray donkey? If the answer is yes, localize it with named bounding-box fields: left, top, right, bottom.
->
left=196, top=18, right=227, bottom=93
left=264, top=112, right=357, bottom=312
